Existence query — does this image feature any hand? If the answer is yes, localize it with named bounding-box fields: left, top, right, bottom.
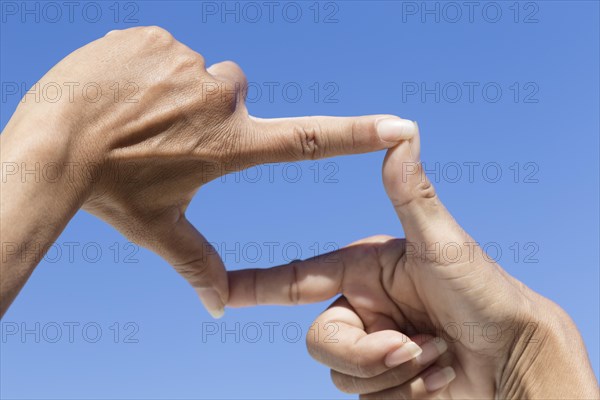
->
left=228, top=125, right=599, bottom=398
left=1, top=26, right=418, bottom=317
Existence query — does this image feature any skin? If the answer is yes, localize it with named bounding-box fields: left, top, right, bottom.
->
left=0, top=26, right=417, bottom=318
left=228, top=125, right=600, bottom=399
left=2, top=25, right=597, bottom=399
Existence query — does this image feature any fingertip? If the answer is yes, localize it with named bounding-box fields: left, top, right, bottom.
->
left=376, top=117, right=418, bottom=144
left=196, top=287, right=226, bottom=319
left=423, top=366, right=456, bottom=393
left=209, top=308, right=225, bottom=319
left=384, top=341, right=423, bottom=368
left=416, top=337, right=448, bottom=366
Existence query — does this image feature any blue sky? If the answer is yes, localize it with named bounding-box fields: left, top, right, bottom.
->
left=1, top=1, right=598, bottom=398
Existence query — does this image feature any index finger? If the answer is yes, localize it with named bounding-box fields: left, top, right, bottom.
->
left=226, top=249, right=344, bottom=307
left=226, top=235, right=402, bottom=307
left=245, top=115, right=418, bottom=163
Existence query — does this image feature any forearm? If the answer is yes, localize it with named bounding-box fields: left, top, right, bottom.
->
left=1, top=115, right=85, bottom=317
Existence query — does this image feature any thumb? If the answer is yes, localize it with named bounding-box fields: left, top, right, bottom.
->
left=382, top=123, right=471, bottom=264
left=152, top=216, right=228, bottom=318
left=382, top=125, right=524, bottom=328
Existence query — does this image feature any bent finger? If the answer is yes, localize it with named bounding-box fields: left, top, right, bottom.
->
left=360, top=365, right=456, bottom=399
left=307, top=297, right=420, bottom=379
left=330, top=335, right=448, bottom=394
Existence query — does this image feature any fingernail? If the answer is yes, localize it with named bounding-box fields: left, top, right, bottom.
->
left=424, top=366, right=456, bottom=393
left=377, top=118, right=417, bottom=142
left=385, top=341, right=422, bottom=367
left=416, top=338, right=448, bottom=366
left=196, top=288, right=225, bottom=319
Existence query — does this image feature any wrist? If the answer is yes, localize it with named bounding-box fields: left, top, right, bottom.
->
left=1, top=116, right=90, bottom=315
left=499, top=295, right=598, bottom=399
left=2, top=108, right=96, bottom=204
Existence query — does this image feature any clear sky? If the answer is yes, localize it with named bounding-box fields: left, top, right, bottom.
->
left=1, top=1, right=598, bottom=399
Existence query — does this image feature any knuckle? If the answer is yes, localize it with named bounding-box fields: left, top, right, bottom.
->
left=190, top=51, right=206, bottom=68
left=417, top=173, right=437, bottom=199
left=173, top=257, right=211, bottom=287
left=349, top=119, right=361, bottom=150
left=348, top=243, right=380, bottom=265
left=209, top=60, right=248, bottom=87
left=227, top=61, right=248, bottom=90
left=139, top=26, right=174, bottom=45
left=175, top=51, right=205, bottom=71
left=287, top=262, right=300, bottom=305
left=221, top=60, right=242, bottom=70
left=367, top=234, right=396, bottom=242
left=292, top=124, right=322, bottom=160
left=214, top=84, right=239, bottom=110
left=201, top=81, right=240, bottom=115
left=220, top=61, right=247, bottom=79
left=104, top=29, right=121, bottom=37
left=389, top=183, right=436, bottom=212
